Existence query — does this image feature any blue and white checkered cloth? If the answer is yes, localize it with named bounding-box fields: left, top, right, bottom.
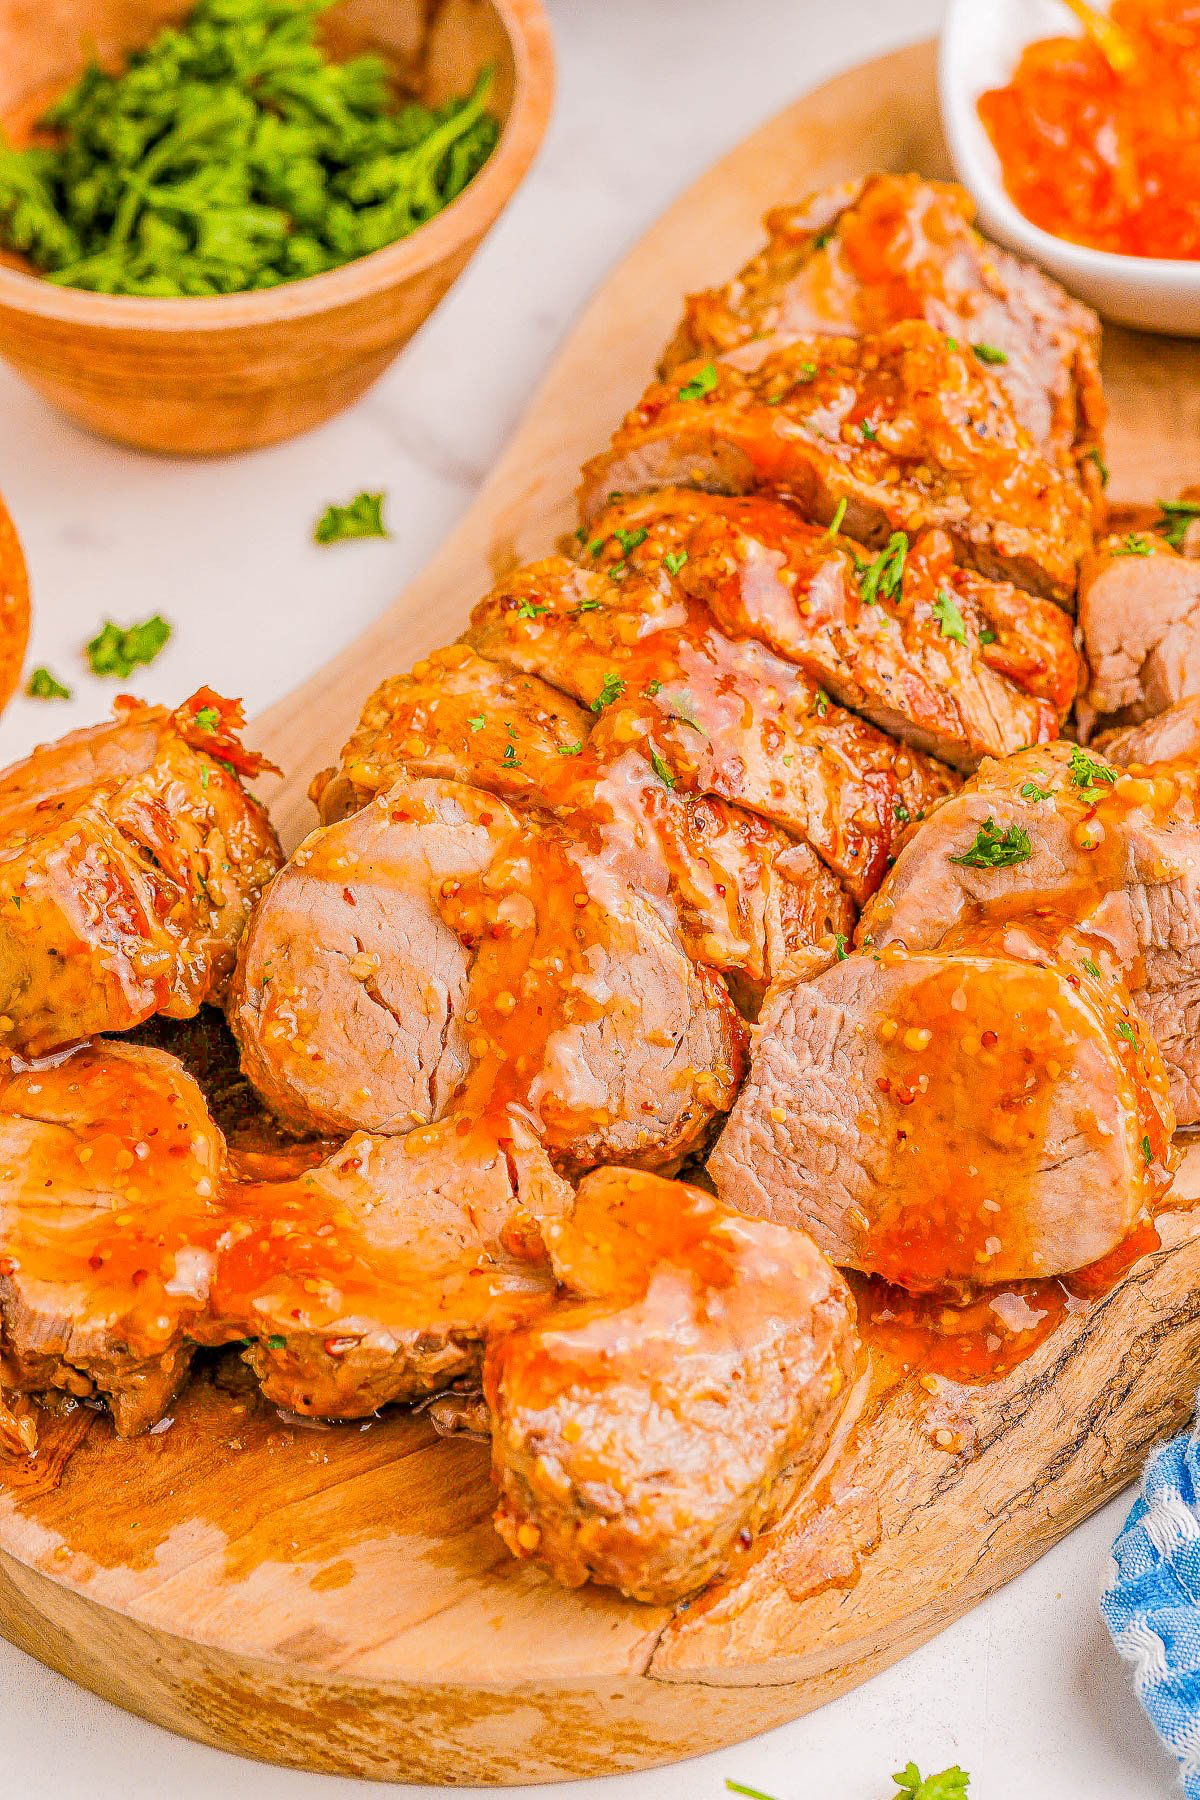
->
left=1103, top=1419, right=1200, bottom=1795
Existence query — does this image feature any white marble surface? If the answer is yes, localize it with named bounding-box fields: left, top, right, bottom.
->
left=0, top=0, right=1182, bottom=1795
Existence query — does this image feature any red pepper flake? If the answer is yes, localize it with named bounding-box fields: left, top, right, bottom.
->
left=981, top=1029, right=999, bottom=1048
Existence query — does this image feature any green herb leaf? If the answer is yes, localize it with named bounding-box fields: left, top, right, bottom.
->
left=812, top=688, right=829, bottom=718
left=557, top=740, right=583, bottom=757
left=894, top=799, right=911, bottom=824
left=663, top=549, right=688, bottom=576
left=1067, top=744, right=1117, bottom=802
left=892, top=1763, right=970, bottom=1800
left=1087, top=446, right=1110, bottom=488
left=972, top=342, right=1008, bottom=365
left=931, top=588, right=966, bottom=645
left=643, top=679, right=663, bottom=698
left=266, top=1335, right=287, bottom=1351
left=613, top=526, right=647, bottom=556
left=1082, top=957, right=1102, bottom=979
left=978, top=626, right=997, bottom=645
left=860, top=417, right=878, bottom=440
left=856, top=532, right=908, bottom=606
left=574, top=598, right=603, bottom=614
left=314, top=492, right=388, bottom=545
left=467, top=714, right=486, bottom=732
left=591, top=671, right=626, bottom=712
left=1116, top=1020, right=1138, bottom=1044
left=86, top=614, right=171, bottom=678
left=27, top=665, right=71, bottom=699
left=1143, top=1134, right=1153, bottom=1167
left=724, top=1783, right=777, bottom=1800
left=1114, top=532, right=1153, bottom=557
left=948, top=817, right=1032, bottom=869
left=192, top=704, right=219, bottom=731
left=649, top=748, right=675, bottom=788
left=834, top=931, right=849, bottom=961
left=677, top=361, right=718, bottom=402
left=824, top=497, right=848, bottom=539
left=1154, top=497, right=1200, bottom=548
left=1020, top=780, right=1053, bottom=802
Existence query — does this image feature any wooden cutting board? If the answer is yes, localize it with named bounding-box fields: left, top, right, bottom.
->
left=4, top=38, right=1200, bottom=1788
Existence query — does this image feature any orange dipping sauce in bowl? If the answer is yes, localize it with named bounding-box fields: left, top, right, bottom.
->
left=979, top=1, right=1200, bottom=260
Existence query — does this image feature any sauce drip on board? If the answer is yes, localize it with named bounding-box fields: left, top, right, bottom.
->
left=979, top=1, right=1200, bottom=260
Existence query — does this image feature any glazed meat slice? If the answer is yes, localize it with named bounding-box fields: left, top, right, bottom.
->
left=230, top=776, right=744, bottom=1168
left=1078, top=535, right=1200, bottom=735
left=582, top=489, right=1075, bottom=766
left=660, top=172, right=1106, bottom=479
left=1100, top=696, right=1200, bottom=767
left=312, top=644, right=590, bottom=823
left=486, top=1165, right=858, bottom=1603
left=710, top=935, right=1176, bottom=1290
left=0, top=1040, right=225, bottom=1435
left=581, top=321, right=1094, bottom=608
left=858, top=734, right=1200, bottom=1126
left=213, top=1121, right=566, bottom=1419
left=469, top=555, right=955, bottom=901
left=0, top=691, right=281, bottom=1057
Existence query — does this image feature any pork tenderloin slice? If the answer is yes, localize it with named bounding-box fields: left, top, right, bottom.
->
left=312, top=644, right=589, bottom=825
left=468, top=555, right=955, bottom=902
left=858, top=736, right=1200, bottom=1126
left=486, top=1165, right=857, bottom=1604
left=0, top=1041, right=225, bottom=1435
left=710, top=941, right=1175, bottom=1289
left=0, top=692, right=281, bottom=1058
left=1099, top=696, right=1200, bottom=770
left=660, top=173, right=1105, bottom=478
left=1078, top=536, right=1200, bottom=735
left=581, top=321, right=1094, bottom=608
left=230, top=777, right=745, bottom=1170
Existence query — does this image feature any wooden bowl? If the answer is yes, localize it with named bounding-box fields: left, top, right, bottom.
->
left=0, top=0, right=554, bottom=455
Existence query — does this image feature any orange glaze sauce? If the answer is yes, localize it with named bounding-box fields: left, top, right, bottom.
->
left=979, top=2, right=1200, bottom=259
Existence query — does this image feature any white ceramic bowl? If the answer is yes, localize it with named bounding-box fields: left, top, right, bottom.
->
left=940, top=0, right=1200, bottom=335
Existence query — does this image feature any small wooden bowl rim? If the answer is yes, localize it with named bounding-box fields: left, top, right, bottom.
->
left=0, top=0, right=554, bottom=333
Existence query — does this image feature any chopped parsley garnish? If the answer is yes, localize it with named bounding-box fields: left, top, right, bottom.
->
left=824, top=497, right=848, bottom=539
left=0, top=7, right=499, bottom=298
left=834, top=932, right=849, bottom=960
left=557, top=740, right=583, bottom=757
left=591, top=671, right=625, bottom=712
left=649, top=749, right=675, bottom=788
left=314, top=492, right=388, bottom=545
left=972, top=342, right=1008, bottom=365
left=812, top=688, right=829, bottom=717
left=86, top=614, right=171, bottom=677
left=931, top=588, right=966, bottom=645
left=467, top=714, right=486, bottom=732
left=677, top=361, right=718, bottom=402
left=1082, top=957, right=1102, bottom=979
left=613, top=526, right=647, bottom=556
left=574, top=598, right=603, bottom=614
left=1019, top=780, right=1053, bottom=802
left=663, top=549, right=688, bottom=576
left=586, top=538, right=605, bottom=559
left=856, top=532, right=908, bottom=605
left=643, top=678, right=663, bottom=697
left=796, top=360, right=818, bottom=382
left=1154, top=497, right=1200, bottom=548
left=192, top=705, right=220, bottom=731
left=892, top=1765, right=971, bottom=1800
left=978, top=626, right=997, bottom=645
left=1114, top=531, right=1152, bottom=557
left=501, top=743, right=519, bottom=767
left=1087, top=446, right=1110, bottom=488
left=1067, top=743, right=1117, bottom=801
left=894, top=800, right=911, bottom=824
left=1116, top=1020, right=1138, bottom=1044
left=266, top=1335, right=287, bottom=1351
left=516, top=600, right=547, bottom=620
left=27, top=666, right=71, bottom=699
left=1142, top=1134, right=1154, bottom=1167
left=860, top=417, right=879, bottom=441
left=949, top=817, right=1032, bottom=869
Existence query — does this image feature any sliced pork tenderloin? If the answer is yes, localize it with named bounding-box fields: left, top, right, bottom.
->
left=1099, top=696, right=1200, bottom=768
left=710, top=933, right=1175, bottom=1290
left=487, top=1164, right=858, bottom=1604
left=1078, top=535, right=1200, bottom=736
left=0, top=691, right=281, bottom=1058
left=230, top=776, right=744, bottom=1170
left=660, top=172, right=1105, bottom=481
left=581, top=321, right=1094, bottom=608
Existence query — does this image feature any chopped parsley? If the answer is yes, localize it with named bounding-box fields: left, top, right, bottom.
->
left=1082, top=957, right=1102, bottom=979
left=834, top=932, right=849, bottom=960
left=860, top=417, right=879, bottom=441
left=677, top=361, right=718, bottom=402
left=812, top=688, right=829, bottom=718
left=467, top=714, right=486, bottom=732
left=501, top=743, right=520, bottom=767
left=1154, top=497, right=1200, bottom=548
left=314, top=492, right=388, bottom=545
left=586, top=538, right=605, bottom=559
left=557, top=740, right=583, bottom=757
left=266, top=1335, right=287, bottom=1351
left=978, top=625, right=997, bottom=646
left=1019, top=780, right=1053, bottom=802
left=516, top=600, right=547, bottom=620
left=948, top=817, right=1032, bottom=869
left=1087, top=446, right=1110, bottom=488
left=591, top=671, right=625, bottom=712
left=649, top=749, right=675, bottom=788
left=1114, top=531, right=1153, bottom=557
left=574, top=597, right=603, bottom=614
left=192, top=704, right=220, bottom=732
left=1142, top=1134, right=1154, bottom=1167
left=0, top=6, right=499, bottom=298
left=26, top=666, right=71, bottom=699
left=643, top=679, right=663, bottom=697
left=931, top=588, right=966, bottom=645
left=824, top=497, right=848, bottom=539
left=1067, top=743, right=1117, bottom=801
left=1116, top=1020, right=1138, bottom=1044
left=972, top=342, right=1008, bottom=365
left=894, top=800, right=911, bottom=824
left=856, top=532, right=908, bottom=606
left=892, top=1765, right=971, bottom=1800
left=86, top=614, right=171, bottom=677
left=613, top=526, right=647, bottom=556
left=663, top=549, right=688, bottom=576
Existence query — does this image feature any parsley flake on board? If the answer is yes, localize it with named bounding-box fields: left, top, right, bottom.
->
left=931, top=588, right=966, bottom=644
left=1155, top=497, right=1200, bottom=548
left=948, top=817, right=1032, bottom=869
left=856, top=532, right=908, bottom=606
left=892, top=1764, right=971, bottom=1800
left=677, top=361, right=718, bottom=402
left=314, top=491, right=388, bottom=545
left=591, top=671, right=625, bottom=712
left=0, top=3, right=500, bottom=298
left=86, top=615, right=171, bottom=677
left=27, top=666, right=71, bottom=699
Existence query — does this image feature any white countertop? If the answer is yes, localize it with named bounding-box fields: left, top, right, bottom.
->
left=0, top=1, right=1182, bottom=1795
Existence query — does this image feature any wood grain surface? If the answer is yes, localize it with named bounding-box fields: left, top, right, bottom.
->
left=4, top=38, right=1200, bottom=1787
